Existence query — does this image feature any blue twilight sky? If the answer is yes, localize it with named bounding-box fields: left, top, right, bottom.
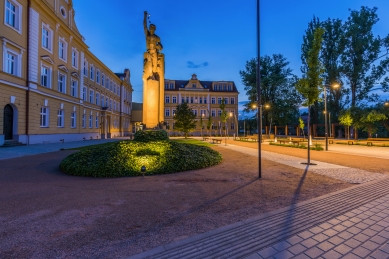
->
left=72, top=0, right=389, bottom=104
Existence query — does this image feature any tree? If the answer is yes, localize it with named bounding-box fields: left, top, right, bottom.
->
left=173, top=102, right=197, bottom=138
left=299, top=117, right=305, bottom=139
left=341, top=6, right=389, bottom=107
left=296, top=27, right=325, bottom=164
left=219, top=99, right=228, bottom=136
left=240, top=54, right=302, bottom=126
left=360, top=110, right=387, bottom=138
left=339, top=110, right=353, bottom=139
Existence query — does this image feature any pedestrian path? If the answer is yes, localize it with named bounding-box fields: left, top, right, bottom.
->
left=129, top=143, right=389, bottom=259
left=0, top=137, right=130, bottom=160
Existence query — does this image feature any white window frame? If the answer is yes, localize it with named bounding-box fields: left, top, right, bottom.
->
left=58, top=37, right=68, bottom=62
left=71, top=79, right=78, bottom=97
left=57, top=72, right=66, bottom=93
left=89, top=115, right=93, bottom=128
left=40, top=107, right=49, bottom=127
left=95, top=114, right=99, bottom=128
left=82, top=113, right=86, bottom=128
left=211, top=97, right=216, bottom=104
left=71, top=48, right=78, bottom=69
left=41, top=23, right=53, bottom=53
left=172, top=96, right=177, bottom=104
left=40, top=63, right=52, bottom=88
left=165, top=109, right=170, bottom=117
left=82, top=86, right=87, bottom=101
left=230, top=97, right=235, bottom=105
left=96, top=92, right=100, bottom=105
left=165, top=96, right=170, bottom=103
left=113, top=83, right=116, bottom=94
left=71, top=111, right=76, bottom=128
left=57, top=109, right=64, bottom=127
left=83, top=59, right=88, bottom=77
left=101, top=95, right=104, bottom=107
left=218, top=97, right=222, bottom=104
left=211, top=110, right=216, bottom=117
left=2, top=41, right=23, bottom=77
left=96, top=69, right=100, bottom=84
left=89, top=89, right=94, bottom=103
left=4, top=0, right=22, bottom=34
left=90, top=65, right=94, bottom=81
left=102, top=74, right=105, bottom=87
left=224, top=97, right=228, bottom=105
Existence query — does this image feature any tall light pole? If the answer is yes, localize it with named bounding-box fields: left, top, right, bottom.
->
left=256, top=0, right=261, bottom=178
left=323, top=83, right=339, bottom=151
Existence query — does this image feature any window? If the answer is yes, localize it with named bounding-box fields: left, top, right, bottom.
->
left=89, top=90, right=94, bottom=103
left=165, top=109, right=170, bottom=116
left=192, top=84, right=196, bottom=88
left=223, top=84, right=227, bottom=90
left=96, top=70, right=100, bottom=83
left=228, top=84, right=232, bottom=91
left=170, top=83, right=174, bottom=89
left=89, top=115, right=93, bottom=128
left=110, top=81, right=113, bottom=91
left=57, top=109, right=64, bottom=127
left=200, top=110, right=207, bottom=117
left=90, top=65, right=94, bottom=80
left=113, top=83, right=116, bottom=94
left=230, top=97, right=235, bottom=105
left=95, top=115, right=99, bottom=128
left=218, top=97, right=222, bottom=104
left=58, top=38, right=67, bottom=61
left=213, top=84, right=217, bottom=90
left=186, top=97, right=189, bottom=103
left=106, top=78, right=109, bottom=89
left=83, top=60, right=88, bottom=76
left=105, top=97, right=108, bottom=107
left=114, top=101, right=116, bottom=111
left=71, top=48, right=78, bottom=68
left=218, top=85, right=222, bottom=91
left=165, top=96, right=170, bottom=103
left=40, top=107, right=49, bottom=127
left=165, top=83, right=168, bottom=89
left=82, top=86, right=87, bottom=101
left=190, top=97, right=194, bottom=103
left=231, top=123, right=235, bottom=130
left=5, top=51, right=16, bottom=76
left=204, top=97, right=207, bottom=104
left=102, top=74, right=105, bottom=86
left=58, top=73, right=66, bottom=93
left=71, top=80, right=78, bottom=97
left=218, top=110, right=222, bottom=117
left=211, top=97, right=216, bottom=104
left=101, top=95, right=104, bottom=107
left=41, top=65, right=51, bottom=88
left=211, top=110, right=216, bottom=117
left=82, top=114, right=86, bottom=128
left=192, top=109, right=197, bottom=116
left=41, top=24, right=53, bottom=52
left=172, top=96, right=177, bottom=103
left=5, top=0, right=22, bottom=33
left=96, top=93, right=100, bottom=105
left=199, top=97, right=203, bottom=104
left=172, top=109, right=176, bottom=116
left=71, top=111, right=76, bottom=128
left=224, top=98, right=228, bottom=104
left=181, top=97, right=185, bottom=103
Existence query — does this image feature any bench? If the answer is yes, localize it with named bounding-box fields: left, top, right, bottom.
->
left=367, top=142, right=373, bottom=146
left=291, top=141, right=301, bottom=146
left=203, top=137, right=209, bottom=141
left=348, top=141, right=353, bottom=145
left=329, top=140, right=334, bottom=144
left=279, top=140, right=287, bottom=144
left=212, top=139, right=222, bottom=144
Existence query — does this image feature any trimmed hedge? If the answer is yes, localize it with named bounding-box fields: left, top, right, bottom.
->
left=60, top=140, right=222, bottom=177
left=134, top=130, right=169, bottom=142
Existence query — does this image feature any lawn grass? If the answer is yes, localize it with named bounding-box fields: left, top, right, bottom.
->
left=170, top=138, right=212, bottom=147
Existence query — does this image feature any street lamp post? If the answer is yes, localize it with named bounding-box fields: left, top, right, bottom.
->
left=323, top=83, right=339, bottom=151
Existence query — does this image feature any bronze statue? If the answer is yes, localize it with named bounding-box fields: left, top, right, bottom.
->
left=143, top=11, right=163, bottom=81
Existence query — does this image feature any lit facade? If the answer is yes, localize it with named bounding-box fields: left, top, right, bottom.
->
left=1, top=0, right=133, bottom=145
left=163, top=74, right=239, bottom=136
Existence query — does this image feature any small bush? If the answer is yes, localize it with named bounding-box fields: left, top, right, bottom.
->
left=134, top=130, right=169, bottom=142
left=60, top=140, right=222, bottom=177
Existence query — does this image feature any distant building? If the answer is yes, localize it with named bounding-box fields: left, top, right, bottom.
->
left=1, top=0, right=133, bottom=145
left=163, top=74, right=239, bottom=135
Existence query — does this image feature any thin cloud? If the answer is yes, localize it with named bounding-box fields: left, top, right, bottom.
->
left=187, top=61, right=209, bottom=68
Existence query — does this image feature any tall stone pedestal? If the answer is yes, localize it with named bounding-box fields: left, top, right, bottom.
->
left=143, top=79, right=162, bottom=128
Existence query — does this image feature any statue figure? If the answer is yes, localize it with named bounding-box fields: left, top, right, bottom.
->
left=143, top=11, right=163, bottom=81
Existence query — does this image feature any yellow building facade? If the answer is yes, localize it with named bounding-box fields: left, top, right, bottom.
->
left=163, top=74, right=239, bottom=136
left=0, top=0, right=133, bottom=145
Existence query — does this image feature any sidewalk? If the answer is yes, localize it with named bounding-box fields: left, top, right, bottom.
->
left=129, top=177, right=389, bottom=259
left=0, top=137, right=130, bottom=160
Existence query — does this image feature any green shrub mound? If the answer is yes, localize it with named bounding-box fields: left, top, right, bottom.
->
left=60, top=140, right=222, bottom=177
left=133, top=130, right=169, bottom=142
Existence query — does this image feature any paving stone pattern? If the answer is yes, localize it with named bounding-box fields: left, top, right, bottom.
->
left=129, top=178, right=389, bottom=259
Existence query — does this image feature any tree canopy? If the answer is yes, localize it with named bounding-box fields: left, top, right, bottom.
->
left=173, top=102, right=197, bottom=138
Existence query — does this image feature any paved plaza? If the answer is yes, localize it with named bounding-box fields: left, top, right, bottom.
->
left=1, top=138, right=389, bottom=258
